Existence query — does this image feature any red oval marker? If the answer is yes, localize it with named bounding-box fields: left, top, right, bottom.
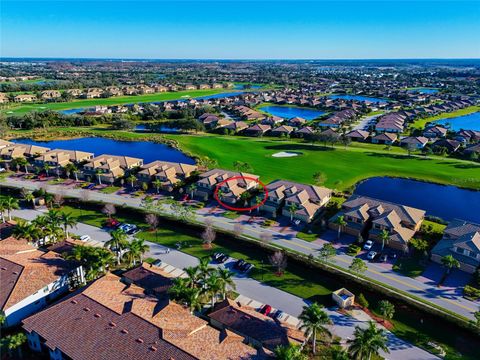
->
left=213, top=176, right=269, bottom=212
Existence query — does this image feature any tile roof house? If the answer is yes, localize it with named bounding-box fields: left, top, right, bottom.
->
left=198, top=113, right=221, bottom=129
left=424, top=125, right=448, bottom=138
left=208, top=299, right=305, bottom=351
left=400, top=136, right=429, bottom=149
left=432, top=139, right=461, bottom=153
left=34, top=149, right=94, bottom=169
left=431, top=220, right=480, bottom=274
left=1, top=236, right=84, bottom=327
left=122, top=262, right=175, bottom=298
left=371, top=132, right=398, bottom=145
left=294, top=126, right=316, bottom=138
left=82, top=154, right=143, bottom=184
left=271, top=125, right=295, bottom=137
left=0, top=143, right=50, bottom=162
left=22, top=274, right=261, bottom=360
left=194, top=169, right=259, bottom=203
left=346, top=129, right=369, bottom=142
left=375, top=112, right=406, bottom=133
left=223, top=121, right=249, bottom=133
left=329, top=195, right=425, bottom=250
left=261, top=180, right=332, bottom=223
left=137, top=160, right=197, bottom=191
left=14, top=94, right=37, bottom=102
left=40, top=90, right=61, bottom=100
left=244, top=124, right=271, bottom=137
left=0, top=92, right=10, bottom=103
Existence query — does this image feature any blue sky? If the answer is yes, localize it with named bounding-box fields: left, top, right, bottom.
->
left=2, top=1, right=479, bottom=59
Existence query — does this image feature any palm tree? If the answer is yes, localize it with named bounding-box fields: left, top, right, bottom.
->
left=187, top=183, right=197, bottom=198
left=379, top=229, right=390, bottom=251
left=95, top=169, right=103, bottom=185
left=184, top=266, right=200, bottom=288
left=330, top=346, right=350, bottom=360
left=274, top=344, right=308, bottom=360
left=104, top=229, right=129, bottom=265
left=0, top=200, right=6, bottom=223
left=2, top=332, right=27, bottom=359
left=184, top=287, right=202, bottom=314
left=152, top=178, right=163, bottom=194
left=3, top=196, right=19, bottom=221
left=217, top=268, right=236, bottom=300
left=44, top=192, right=54, bottom=208
left=43, top=222, right=65, bottom=244
left=60, top=212, right=77, bottom=235
left=205, top=272, right=222, bottom=307
left=64, top=163, right=78, bottom=180
left=14, top=157, right=29, bottom=173
left=378, top=300, right=395, bottom=324
left=216, top=188, right=225, bottom=201
left=288, top=203, right=299, bottom=222
left=22, top=191, right=35, bottom=209
left=299, top=302, right=332, bottom=355
left=348, top=321, right=389, bottom=360
left=43, top=163, right=51, bottom=177
left=45, top=209, right=62, bottom=226
left=126, top=174, right=137, bottom=188
left=12, top=220, right=41, bottom=244
left=123, top=238, right=150, bottom=266
left=255, top=195, right=262, bottom=213
left=334, top=215, right=347, bottom=240
left=197, top=257, right=214, bottom=283
left=441, top=254, right=460, bottom=277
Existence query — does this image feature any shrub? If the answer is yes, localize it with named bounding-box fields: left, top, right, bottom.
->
left=347, top=244, right=361, bottom=256
left=357, top=293, right=369, bottom=308
left=463, top=285, right=480, bottom=300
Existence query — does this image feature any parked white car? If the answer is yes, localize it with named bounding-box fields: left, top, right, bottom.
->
left=367, top=251, right=377, bottom=260
left=363, top=240, right=374, bottom=250
left=80, top=235, right=91, bottom=242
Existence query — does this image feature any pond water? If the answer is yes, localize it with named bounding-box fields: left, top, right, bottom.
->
left=408, top=88, right=439, bottom=94
left=233, top=84, right=262, bottom=90
left=12, top=137, right=195, bottom=165
left=329, top=95, right=388, bottom=103
left=354, top=177, right=480, bottom=223
left=135, top=124, right=180, bottom=133
left=434, top=112, right=480, bottom=131
left=258, top=105, right=325, bottom=120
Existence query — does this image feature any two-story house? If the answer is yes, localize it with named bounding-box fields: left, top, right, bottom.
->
left=431, top=220, right=480, bottom=274
left=261, top=180, right=332, bottom=223
left=0, top=236, right=84, bottom=327
left=137, top=160, right=197, bottom=191
left=82, top=154, right=143, bottom=184
left=0, top=143, right=50, bottom=168
left=34, top=149, right=94, bottom=172
left=329, top=195, right=425, bottom=250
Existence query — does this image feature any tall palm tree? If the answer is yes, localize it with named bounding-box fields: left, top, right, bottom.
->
left=441, top=254, right=460, bottom=276
left=14, top=157, right=29, bottom=173
left=152, top=178, right=163, bottom=194
left=12, top=220, right=41, bottom=244
left=197, top=257, right=214, bottom=284
left=184, top=287, right=202, bottom=314
left=126, top=174, right=137, bottom=188
left=123, top=238, right=150, bottom=266
left=334, top=215, right=347, bottom=240
left=379, top=229, right=390, bottom=251
left=104, top=229, right=129, bottom=265
left=217, top=268, right=236, bottom=300
left=45, top=209, right=62, bottom=226
left=64, top=162, right=78, bottom=180
left=3, top=196, right=19, bottom=221
left=43, top=163, right=51, bottom=177
left=0, top=200, right=6, bottom=223
left=43, top=222, right=65, bottom=244
left=288, top=203, right=299, bottom=222
left=2, top=332, right=27, bottom=359
left=255, top=195, right=262, bottom=213
left=60, top=212, right=77, bottom=235
left=299, top=302, right=332, bottom=355
left=205, top=272, right=222, bottom=307
left=22, top=191, right=35, bottom=209
left=44, top=192, right=54, bottom=208
left=187, top=183, right=197, bottom=198
left=184, top=266, right=200, bottom=289
left=95, top=169, right=103, bottom=185
left=348, top=321, right=389, bottom=360
left=330, top=346, right=350, bottom=360
left=274, top=344, right=308, bottom=360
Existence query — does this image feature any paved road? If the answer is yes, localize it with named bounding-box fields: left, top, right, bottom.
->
left=2, top=176, right=477, bottom=321
left=352, top=113, right=382, bottom=131
left=10, top=206, right=438, bottom=360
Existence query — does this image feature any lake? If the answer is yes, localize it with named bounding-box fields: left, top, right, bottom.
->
left=329, top=95, right=388, bottom=103
left=12, top=137, right=195, bottom=165
left=233, top=84, right=261, bottom=90
left=408, top=88, right=439, bottom=94
left=434, top=112, right=480, bottom=131
left=258, top=105, right=325, bottom=120
left=354, top=177, right=480, bottom=223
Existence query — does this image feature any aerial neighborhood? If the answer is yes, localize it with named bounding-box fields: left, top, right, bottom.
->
left=1, top=57, right=480, bottom=360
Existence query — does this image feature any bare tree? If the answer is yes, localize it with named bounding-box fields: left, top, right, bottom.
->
left=102, top=203, right=116, bottom=219
left=260, top=231, right=272, bottom=244
left=53, top=193, right=64, bottom=207
left=145, top=213, right=159, bottom=231
left=202, top=225, right=216, bottom=248
left=233, top=223, right=244, bottom=237
left=269, top=251, right=287, bottom=275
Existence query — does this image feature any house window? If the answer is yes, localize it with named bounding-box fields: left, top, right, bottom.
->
left=463, top=249, right=470, bottom=256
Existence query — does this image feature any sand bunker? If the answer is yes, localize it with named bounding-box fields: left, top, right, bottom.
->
left=272, top=151, right=301, bottom=158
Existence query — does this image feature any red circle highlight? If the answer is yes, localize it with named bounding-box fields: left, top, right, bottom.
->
left=213, top=176, right=269, bottom=212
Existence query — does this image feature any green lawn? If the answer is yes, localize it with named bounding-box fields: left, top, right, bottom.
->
left=1, top=88, right=232, bottom=115
left=99, top=186, right=121, bottom=194
left=164, top=134, right=480, bottom=191
left=411, top=105, right=480, bottom=129
left=392, top=257, right=427, bottom=278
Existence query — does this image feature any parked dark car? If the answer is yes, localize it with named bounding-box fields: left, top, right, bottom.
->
left=217, top=254, right=229, bottom=263
left=272, top=309, right=284, bottom=319
left=234, top=259, right=246, bottom=270
left=241, top=263, right=254, bottom=273
left=380, top=253, right=388, bottom=262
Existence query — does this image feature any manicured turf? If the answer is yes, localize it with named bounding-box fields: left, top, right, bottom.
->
left=411, top=105, right=480, bottom=129
left=165, top=134, right=480, bottom=190
left=392, top=257, right=426, bottom=278
left=1, top=89, right=232, bottom=115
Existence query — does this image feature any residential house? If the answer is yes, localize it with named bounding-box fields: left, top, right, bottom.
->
left=208, top=299, right=305, bottom=351
left=329, top=195, right=425, bottom=250
left=105, top=86, right=123, bottom=97
left=261, top=180, right=332, bottom=223
left=464, top=143, right=480, bottom=157
left=244, top=124, right=271, bottom=137
left=82, top=154, right=143, bottom=184
left=432, top=139, right=461, bottom=153
left=34, top=149, right=94, bottom=171
left=185, top=84, right=196, bottom=90
left=193, top=169, right=259, bottom=203
left=83, top=88, right=103, bottom=99
left=137, top=85, right=155, bottom=94
left=431, top=220, right=480, bottom=274
left=270, top=125, right=294, bottom=137
left=0, top=92, right=10, bottom=103
left=64, top=89, right=82, bottom=97
left=400, top=136, right=429, bottom=149
left=39, top=90, right=61, bottom=100
left=294, top=126, right=315, bottom=138
left=288, top=117, right=307, bottom=127
left=0, top=236, right=84, bottom=327
left=346, top=129, right=369, bottom=142
left=0, top=144, right=50, bottom=168
left=198, top=113, right=220, bottom=129
left=371, top=132, right=398, bottom=145
left=14, top=94, right=37, bottom=102
left=137, top=160, right=197, bottom=191
left=375, top=112, right=406, bottom=133
left=424, top=125, right=448, bottom=138
left=122, top=262, right=175, bottom=298
left=224, top=121, right=249, bottom=133
left=22, top=273, right=261, bottom=360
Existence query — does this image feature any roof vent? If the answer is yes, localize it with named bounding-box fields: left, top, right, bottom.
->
left=121, top=329, right=129, bottom=334
left=109, top=321, right=117, bottom=327
left=1, top=267, right=7, bottom=270
left=71, top=300, right=78, bottom=304
left=94, top=313, right=102, bottom=318
left=83, top=307, right=90, bottom=312
left=149, top=346, right=157, bottom=352
left=12, top=271, right=19, bottom=275
left=136, top=338, right=144, bottom=344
